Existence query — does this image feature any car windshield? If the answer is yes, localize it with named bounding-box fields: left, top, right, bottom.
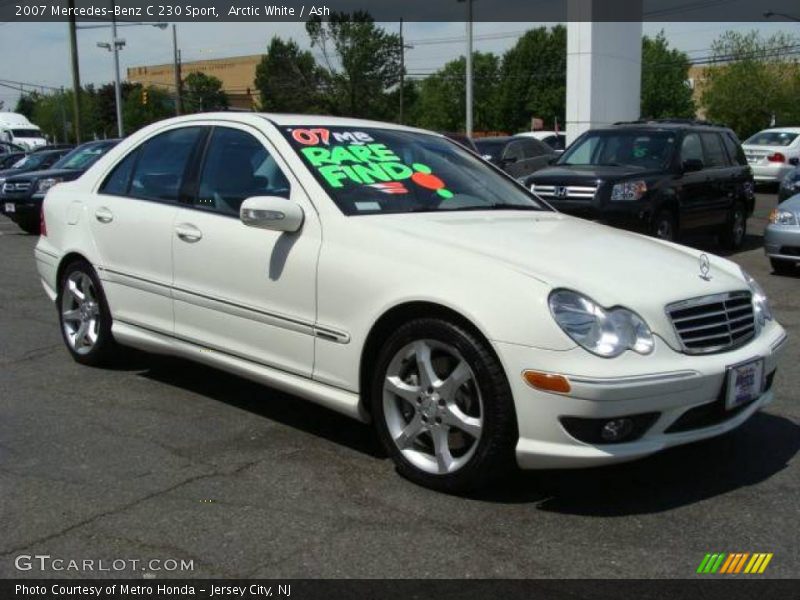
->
left=558, top=131, right=677, bottom=169
left=473, top=138, right=507, bottom=159
left=282, top=126, right=544, bottom=216
left=53, top=143, right=113, bottom=171
left=9, top=152, right=48, bottom=170
left=744, top=131, right=798, bottom=147
left=11, top=129, right=41, bottom=138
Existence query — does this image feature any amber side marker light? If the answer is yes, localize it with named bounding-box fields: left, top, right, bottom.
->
left=523, top=370, right=571, bottom=393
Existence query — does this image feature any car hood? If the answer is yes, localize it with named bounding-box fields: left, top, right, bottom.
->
left=528, top=164, right=663, bottom=185
left=3, top=168, right=81, bottom=183
left=362, top=210, right=749, bottom=336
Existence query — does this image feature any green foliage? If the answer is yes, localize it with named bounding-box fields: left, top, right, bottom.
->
left=255, top=36, right=329, bottom=113
left=122, top=85, right=174, bottom=133
left=495, top=26, right=567, bottom=133
left=183, top=72, right=229, bottom=112
left=15, top=92, right=40, bottom=120
left=641, top=31, right=695, bottom=119
left=702, top=30, right=800, bottom=139
left=306, top=11, right=402, bottom=119
left=412, top=53, right=500, bottom=132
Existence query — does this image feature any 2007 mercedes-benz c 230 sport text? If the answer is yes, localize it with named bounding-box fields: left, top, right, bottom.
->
left=34, top=114, right=787, bottom=492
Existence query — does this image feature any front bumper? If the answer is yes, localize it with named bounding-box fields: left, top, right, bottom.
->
left=764, top=223, right=800, bottom=263
left=495, top=321, right=787, bottom=469
left=1, top=194, right=41, bottom=220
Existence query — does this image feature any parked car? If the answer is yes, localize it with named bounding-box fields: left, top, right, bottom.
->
left=0, top=141, right=26, bottom=154
left=0, top=148, right=70, bottom=182
left=525, top=119, right=755, bottom=249
left=0, top=152, right=26, bottom=170
left=764, top=195, right=800, bottom=274
left=742, top=127, right=800, bottom=184
left=474, top=135, right=559, bottom=179
left=777, top=165, right=800, bottom=202
left=34, top=113, right=786, bottom=492
left=1, top=140, right=118, bottom=233
left=441, top=132, right=478, bottom=153
left=515, top=130, right=567, bottom=152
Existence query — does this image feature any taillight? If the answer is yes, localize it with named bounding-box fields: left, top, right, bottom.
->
left=767, top=152, right=786, bottom=163
left=39, top=207, right=46, bottom=236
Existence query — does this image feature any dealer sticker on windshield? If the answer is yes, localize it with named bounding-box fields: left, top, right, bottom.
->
left=725, top=358, right=764, bottom=410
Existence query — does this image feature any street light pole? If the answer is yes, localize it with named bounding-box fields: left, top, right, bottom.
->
left=457, top=0, right=474, bottom=137
left=67, top=0, right=82, bottom=144
left=173, top=24, right=182, bottom=115
left=111, top=2, right=124, bottom=137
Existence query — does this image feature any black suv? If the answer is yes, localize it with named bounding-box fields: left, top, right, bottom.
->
left=524, top=120, right=754, bottom=249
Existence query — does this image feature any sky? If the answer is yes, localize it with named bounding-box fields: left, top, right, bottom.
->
left=0, top=20, right=798, bottom=111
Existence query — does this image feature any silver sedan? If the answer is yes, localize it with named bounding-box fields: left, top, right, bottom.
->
left=765, top=194, right=800, bottom=274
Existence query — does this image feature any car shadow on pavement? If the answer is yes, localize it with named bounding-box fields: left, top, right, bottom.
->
left=473, top=412, right=799, bottom=514
left=133, top=353, right=386, bottom=459
left=683, top=232, right=763, bottom=257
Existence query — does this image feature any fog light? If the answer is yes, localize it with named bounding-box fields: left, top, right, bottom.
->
left=600, top=418, right=634, bottom=442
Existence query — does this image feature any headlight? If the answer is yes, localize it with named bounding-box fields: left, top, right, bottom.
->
left=742, top=269, right=772, bottom=332
left=610, top=180, right=647, bottom=201
left=549, top=289, right=654, bottom=357
left=768, top=208, right=797, bottom=226
left=36, top=177, right=63, bottom=194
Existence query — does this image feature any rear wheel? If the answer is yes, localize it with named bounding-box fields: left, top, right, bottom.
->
left=58, top=259, right=117, bottom=366
left=652, top=209, right=677, bottom=242
left=371, top=318, right=518, bottom=492
left=720, top=201, right=747, bottom=250
left=770, top=258, right=795, bottom=275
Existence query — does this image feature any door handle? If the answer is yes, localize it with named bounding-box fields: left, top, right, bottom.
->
left=95, top=207, right=113, bottom=223
left=175, top=223, right=202, bottom=243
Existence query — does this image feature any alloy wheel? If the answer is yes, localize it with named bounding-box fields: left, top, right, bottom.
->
left=383, top=339, right=483, bottom=475
left=61, top=271, right=101, bottom=355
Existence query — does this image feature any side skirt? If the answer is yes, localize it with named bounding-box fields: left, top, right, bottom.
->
left=112, top=321, right=369, bottom=423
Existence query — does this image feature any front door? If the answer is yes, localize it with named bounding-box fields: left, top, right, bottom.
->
left=171, top=124, right=320, bottom=377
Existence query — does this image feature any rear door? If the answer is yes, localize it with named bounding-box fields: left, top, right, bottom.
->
left=89, top=126, right=208, bottom=334
left=699, top=132, right=735, bottom=227
left=676, top=132, right=714, bottom=231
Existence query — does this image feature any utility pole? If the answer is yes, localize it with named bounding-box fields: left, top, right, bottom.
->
left=60, top=86, right=68, bottom=143
left=173, top=25, right=182, bottom=115
left=457, top=0, right=474, bottom=137
left=111, top=1, right=124, bottom=137
left=399, top=18, right=404, bottom=124
left=67, top=0, right=81, bottom=143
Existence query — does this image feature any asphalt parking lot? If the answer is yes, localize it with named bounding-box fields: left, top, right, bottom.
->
left=1, top=193, right=798, bottom=579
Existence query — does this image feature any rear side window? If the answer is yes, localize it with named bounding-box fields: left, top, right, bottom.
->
left=101, top=149, right=139, bottom=196
left=722, top=133, right=747, bottom=166
left=521, top=139, right=550, bottom=158
left=502, top=141, right=525, bottom=161
left=700, top=133, right=730, bottom=168
left=194, top=127, right=290, bottom=217
left=130, top=127, right=205, bottom=202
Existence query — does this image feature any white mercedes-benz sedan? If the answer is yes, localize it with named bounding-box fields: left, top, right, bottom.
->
left=35, top=114, right=787, bottom=492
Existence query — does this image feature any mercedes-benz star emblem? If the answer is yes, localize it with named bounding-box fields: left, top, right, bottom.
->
left=699, top=253, right=712, bottom=281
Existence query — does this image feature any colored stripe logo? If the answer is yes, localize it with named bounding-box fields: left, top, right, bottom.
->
left=697, top=553, right=773, bottom=574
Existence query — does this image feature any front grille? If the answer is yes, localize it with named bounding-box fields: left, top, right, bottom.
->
left=666, top=291, right=755, bottom=354
left=3, top=182, right=31, bottom=193
left=531, top=183, right=598, bottom=202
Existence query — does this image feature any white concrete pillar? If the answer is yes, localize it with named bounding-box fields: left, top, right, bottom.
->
left=566, top=0, right=642, bottom=143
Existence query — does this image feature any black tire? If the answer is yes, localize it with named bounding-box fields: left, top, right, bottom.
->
left=720, top=201, right=747, bottom=251
left=370, top=318, right=518, bottom=493
left=652, top=208, right=678, bottom=242
left=16, top=216, right=39, bottom=235
left=57, top=259, right=118, bottom=366
left=770, top=258, right=795, bottom=275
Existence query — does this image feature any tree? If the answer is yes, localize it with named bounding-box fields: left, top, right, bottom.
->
left=183, top=72, right=229, bottom=112
left=641, top=32, right=695, bottom=119
left=122, top=85, right=174, bottom=133
left=702, top=30, right=800, bottom=139
left=15, top=92, right=40, bottom=119
left=412, top=52, right=501, bottom=132
left=495, top=26, right=567, bottom=133
left=255, top=36, right=328, bottom=113
left=306, top=11, right=402, bottom=119
left=94, top=82, right=141, bottom=137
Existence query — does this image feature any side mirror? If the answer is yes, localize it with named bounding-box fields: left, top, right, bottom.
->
left=240, top=196, right=304, bottom=233
left=789, top=157, right=799, bottom=166
left=682, top=158, right=704, bottom=172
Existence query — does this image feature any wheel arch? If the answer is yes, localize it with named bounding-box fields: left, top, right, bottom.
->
left=358, top=300, right=503, bottom=417
left=55, top=251, right=93, bottom=293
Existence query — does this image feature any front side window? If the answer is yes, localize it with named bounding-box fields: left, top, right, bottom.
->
left=560, top=131, right=676, bottom=169
left=129, top=127, right=205, bottom=202
left=282, top=126, right=544, bottom=216
left=195, top=127, right=290, bottom=217
left=680, top=133, right=704, bottom=164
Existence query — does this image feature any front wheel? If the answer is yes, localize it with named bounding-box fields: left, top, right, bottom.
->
left=652, top=209, right=678, bottom=242
left=370, top=318, right=518, bottom=492
left=58, top=259, right=117, bottom=366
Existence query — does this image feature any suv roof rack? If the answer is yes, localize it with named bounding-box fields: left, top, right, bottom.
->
left=613, top=118, right=727, bottom=128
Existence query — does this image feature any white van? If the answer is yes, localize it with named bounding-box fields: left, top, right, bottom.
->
left=0, top=113, right=47, bottom=151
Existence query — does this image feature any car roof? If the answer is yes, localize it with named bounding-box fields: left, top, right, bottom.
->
left=609, top=119, right=731, bottom=132
left=474, top=136, right=511, bottom=143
